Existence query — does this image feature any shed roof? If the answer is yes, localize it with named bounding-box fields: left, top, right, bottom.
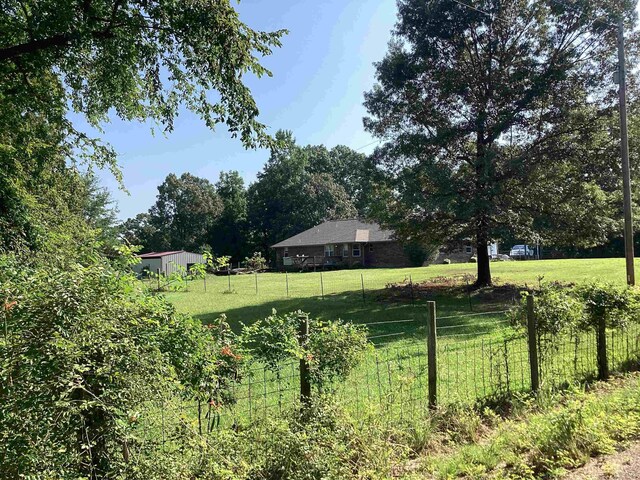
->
left=271, top=219, right=395, bottom=248
left=138, top=250, right=186, bottom=259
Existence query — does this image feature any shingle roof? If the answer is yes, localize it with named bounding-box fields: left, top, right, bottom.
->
left=138, top=250, right=185, bottom=258
left=271, top=219, right=395, bottom=248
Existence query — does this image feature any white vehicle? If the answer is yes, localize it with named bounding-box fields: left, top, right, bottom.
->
left=509, top=244, right=536, bottom=259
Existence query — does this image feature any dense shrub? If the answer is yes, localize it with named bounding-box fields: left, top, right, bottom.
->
left=244, top=251, right=267, bottom=271
left=0, top=254, right=242, bottom=479
left=575, top=282, right=640, bottom=330
left=512, top=283, right=640, bottom=333
left=403, top=241, right=439, bottom=267
left=511, top=287, right=584, bottom=336
left=241, top=310, right=369, bottom=390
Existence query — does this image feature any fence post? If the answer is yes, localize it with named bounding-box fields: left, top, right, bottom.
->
left=427, top=301, right=437, bottom=408
left=227, top=268, right=231, bottom=292
left=526, top=295, right=540, bottom=392
left=156, top=268, right=160, bottom=291
left=320, top=271, right=324, bottom=299
left=255, top=272, right=258, bottom=295
left=361, top=273, right=365, bottom=305
left=597, top=313, right=609, bottom=380
left=286, top=271, right=289, bottom=297
left=203, top=274, right=206, bottom=293
left=298, top=313, right=311, bottom=407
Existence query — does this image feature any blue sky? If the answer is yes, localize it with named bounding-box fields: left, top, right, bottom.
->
left=90, top=0, right=398, bottom=220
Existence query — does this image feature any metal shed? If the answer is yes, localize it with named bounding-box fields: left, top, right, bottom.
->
left=133, top=250, right=205, bottom=276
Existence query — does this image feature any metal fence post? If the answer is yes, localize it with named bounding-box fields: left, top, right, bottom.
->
left=427, top=301, right=437, bottom=408
left=526, top=295, right=540, bottom=392
left=597, top=313, right=609, bottom=380
left=361, top=273, right=365, bottom=305
left=286, top=271, right=289, bottom=297
left=227, top=268, right=231, bottom=292
left=255, top=272, right=258, bottom=295
left=298, top=313, right=311, bottom=407
left=156, top=268, right=161, bottom=291
left=320, top=271, right=324, bottom=299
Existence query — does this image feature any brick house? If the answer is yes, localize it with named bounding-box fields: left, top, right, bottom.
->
left=271, top=219, right=412, bottom=269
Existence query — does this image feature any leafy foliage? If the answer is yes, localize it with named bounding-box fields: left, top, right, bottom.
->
left=305, top=318, right=370, bottom=389
left=575, top=282, right=640, bottom=330
left=364, top=0, right=638, bottom=285
left=511, top=287, right=585, bottom=336
left=241, top=310, right=369, bottom=389
left=247, top=130, right=362, bottom=258
left=244, top=251, right=267, bottom=271
left=511, top=283, right=640, bottom=336
left=0, top=253, right=242, bottom=478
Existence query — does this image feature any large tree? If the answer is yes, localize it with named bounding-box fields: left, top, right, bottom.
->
left=248, top=131, right=357, bottom=257
left=144, top=173, right=223, bottom=252
left=304, top=144, right=376, bottom=214
left=210, top=170, right=249, bottom=261
left=364, top=0, right=636, bottom=285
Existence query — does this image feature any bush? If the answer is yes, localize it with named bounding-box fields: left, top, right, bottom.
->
left=241, top=310, right=369, bottom=390
left=575, top=282, right=640, bottom=330
left=403, top=241, right=439, bottom=267
left=244, top=251, right=267, bottom=271
left=511, top=286, right=584, bottom=337
left=0, top=254, right=242, bottom=479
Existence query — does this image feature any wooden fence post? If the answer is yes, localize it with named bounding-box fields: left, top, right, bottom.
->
left=597, top=313, right=609, bottom=380
left=255, top=272, right=258, bottom=295
left=427, top=301, right=437, bottom=408
left=156, top=268, right=161, bottom=291
left=526, top=295, right=540, bottom=392
left=227, top=268, right=231, bottom=292
left=298, top=313, right=311, bottom=407
left=361, top=273, right=365, bottom=305
left=320, top=271, right=324, bottom=299
left=203, top=274, right=206, bottom=292
left=286, top=271, right=289, bottom=297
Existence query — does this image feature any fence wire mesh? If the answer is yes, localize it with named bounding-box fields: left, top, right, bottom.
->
left=135, top=271, right=640, bottom=445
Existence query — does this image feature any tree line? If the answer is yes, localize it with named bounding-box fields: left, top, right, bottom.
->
left=120, top=130, right=378, bottom=262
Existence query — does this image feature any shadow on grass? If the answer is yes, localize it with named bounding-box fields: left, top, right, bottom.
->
left=191, top=286, right=514, bottom=342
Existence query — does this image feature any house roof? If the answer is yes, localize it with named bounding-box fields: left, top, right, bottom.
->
left=138, top=250, right=186, bottom=259
left=271, top=219, right=395, bottom=248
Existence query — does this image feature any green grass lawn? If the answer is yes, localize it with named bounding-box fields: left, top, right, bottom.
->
left=165, top=258, right=635, bottom=334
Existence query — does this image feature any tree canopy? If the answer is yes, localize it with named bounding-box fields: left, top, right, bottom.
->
left=247, top=131, right=358, bottom=258
left=364, top=0, right=638, bottom=285
left=1, top=0, right=286, bottom=253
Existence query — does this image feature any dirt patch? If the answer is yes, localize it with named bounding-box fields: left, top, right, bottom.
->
left=377, top=275, right=525, bottom=304
left=562, top=442, right=640, bottom=480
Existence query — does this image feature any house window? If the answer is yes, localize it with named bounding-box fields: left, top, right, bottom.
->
left=352, top=243, right=361, bottom=257
left=465, top=245, right=473, bottom=254
left=283, top=247, right=289, bottom=258
left=343, top=244, right=349, bottom=257
left=369, top=244, right=374, bottom=253
left=325, top=244, right=335, bottom=257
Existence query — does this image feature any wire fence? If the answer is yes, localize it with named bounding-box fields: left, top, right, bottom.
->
left=133, top=299, right=640, bottom=445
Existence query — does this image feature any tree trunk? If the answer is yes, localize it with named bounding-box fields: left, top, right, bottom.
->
left=476, top=230, right=492, bottom=287
left=474, top=120, right=492, bottom=287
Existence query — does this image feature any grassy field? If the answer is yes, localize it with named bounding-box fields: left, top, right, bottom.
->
left=165, top=258, right=636, bottom=333
left=147, top=258, right=640, bottom=426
